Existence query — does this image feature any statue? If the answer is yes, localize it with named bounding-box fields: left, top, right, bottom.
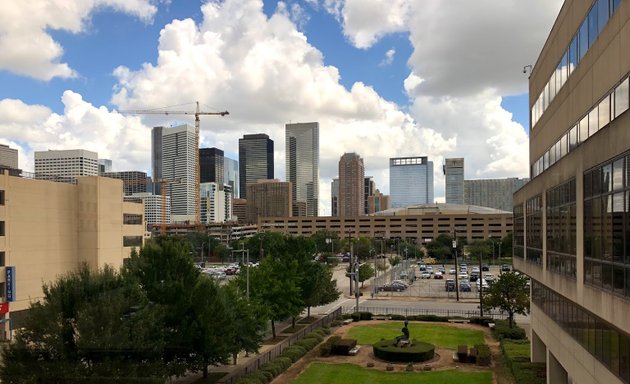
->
left=395, top=320, right=411, bottom=347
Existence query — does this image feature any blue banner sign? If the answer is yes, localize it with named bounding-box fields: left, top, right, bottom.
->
left=6, top=266, right=15, bottom=302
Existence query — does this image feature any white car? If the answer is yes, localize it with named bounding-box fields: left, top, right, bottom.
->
left=458, top=273, right=469, bottom=280
left=420, top=272, right=432, bottom=279
left=484, top=273, right=496, bottom=283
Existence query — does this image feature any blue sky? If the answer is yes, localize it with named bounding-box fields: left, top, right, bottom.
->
left=0, top=0, right=561, bottom=212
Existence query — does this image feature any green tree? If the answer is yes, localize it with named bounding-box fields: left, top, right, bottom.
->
left=482, top=272, right=530, bottom=328
left=389, top=255, right=401, bottom=267
left=425, top=234, right=453, bottom=260
left=300, top=262, right=340, bottom=317
left=311, top=229, right=340, bottom=255
left=0, top=265, right=166, bottom=383
left=223, top=283, right=267, bottom=364
left=501, top=233, right=513, bottom=258
left=358, top=263, right=375, bottom=288
left=467, top=239, right=492, bottom=263
left=353, top=237, right=373, bottom=260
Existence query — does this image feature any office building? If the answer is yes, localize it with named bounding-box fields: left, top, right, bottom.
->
left=232, top=198, right=248, bottom=224
left=259, top=203, right=511, bottom=244
left=364, top=176, right=375, bottom=215
left=246, top=179, right=292, bottom=224
left=102, top=171, right=149, bottom=196
left=513, top=1, right=629, bottom=383
left=0, top=144, right=18, bottom=169
left=98, top=159, right=112, bottom=174
left=224, top=157, right=239, bottom=199
left=368, top=189, right=390, bottom=214
left=126, top=192, right=170, bottom=230
left=0, top=173, right=145, bottom=338
left=238, top=134, right=274, bottom=199
left=464, top=178, right=528, bottom=212
left=389, top=156, right=434, bottom=208
left=286, top=122, right=319, bottom=216
left=34, top=149, right=99, bottom=182
left=444, top=158, right=464, bottom=204
left=152, top=125, right=197, bottom=223
left=331, top=178, right=339, bottom=216
left=200, top=182, right=233, bottom=224
left=338, top=153, right=365, bottom=216
left=200, top=147, right=224, bottom=185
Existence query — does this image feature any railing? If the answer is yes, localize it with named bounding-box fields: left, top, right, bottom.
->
left=340, top=306, right=507, bottom=320
left=217, top=307, right=342, bottom=384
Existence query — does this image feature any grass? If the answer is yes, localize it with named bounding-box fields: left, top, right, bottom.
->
left=345, top=322, right=485, bottom=349
left=291, top=363, right=493, bottom=384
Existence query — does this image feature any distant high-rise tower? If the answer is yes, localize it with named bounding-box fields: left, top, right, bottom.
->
left=246, top=180, right=292, bottom=224
left=286, top=122, right=319, bottom=216
left=444, top=158, right=464, bottom=204
left=338, top=153, right=365, bottom=216
left=331, top=178, right=339, bottom=217
left=35, top=149, right=99, bottom=182
left=0, top=144, right=18, bottom=169
left=98, top=159, right=112, bottom=174
left=464, top=178, right=528, bottom=212
left=200, top=148, right=224, bottom=185
left=238, top=134, right=274, bottom=199
left=224, top=157, right=239, bottom=199
left=152, top=125, right=197, bottom=223
left=200, top=182, right=233, bottom=224
left=389, top=156, right=434, bottom=208
left=102, top=171, right=150, bottom=196
left=368, top=189, right=390, bottom=214
left=364, top=176, right=375, bottom=215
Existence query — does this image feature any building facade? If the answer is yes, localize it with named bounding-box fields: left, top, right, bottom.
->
left=331, top=178, right=339, bottom=216
left=465, top=178, right=529, bottom=212
left=34, top=149, right=99, bottom=182
left=200, top=182, right=233, bottom=224
left=368, top=189, right=390, bottom=214
left=224, top=157, right=239, bottom=200
left=0, top=144, right=18, bottom=169
left=444, top=158, right=464, bottom=204
left=389, top=156, right=434, bottom=208
left=246, top=179, right=292, bottom=224
left=364, top=176, right=375, bottom=214
left=98, top=159, right=112, bottom=174
left=232, top=198, right=248, bottom=225
left=513, top=1, right=629, bottom=383
left=338, top=153, right=365, bottom=216
left=102, top=171, right=150, bottom=196
left=259, top=203, right=511, bottom=245
left=200, top=147, right=224, bottom=185
left=285, top=122, right=319, bottom=216
left=0, top=173, right=145, bottom=338
left=238, top=134, right=274, bottom=199
left=126, top=192, right=170, bottom=230
left=152, top=125, right=197, bottom=223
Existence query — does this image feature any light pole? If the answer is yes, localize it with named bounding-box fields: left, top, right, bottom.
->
left=231, top=246, right=250, bottom=301
left=200, top=241, right=206, bottom=264
left=479, top=252, right=484, bottom=317
left=453, top=228, right=459, bottom=302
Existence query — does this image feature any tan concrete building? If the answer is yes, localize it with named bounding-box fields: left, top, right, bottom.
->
left=0, top=144, right=18, bottom=169
left=513, top=1, right=629, bottom=383
left=259, top=203, right=511, bottom=245
left=246, top=179, right=292, bottom=224
left=0, top=172, right=145, bottom=338
left=338, top=153, right=365, bottom=216
left=368, top=189, right=390, bottom=214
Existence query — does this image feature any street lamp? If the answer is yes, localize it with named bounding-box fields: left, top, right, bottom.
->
left=231, top=246, right=250, bottom=301
left=200, top=241, right=206, bottom=264
left=453, top=228, right=459, bottom=302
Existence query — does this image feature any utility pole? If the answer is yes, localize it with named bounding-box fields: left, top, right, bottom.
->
left=479, top=251, right=484, bottom=317
left=453, top=228, right=459, bottom=302
left=353, top=241, right=359, bottom=313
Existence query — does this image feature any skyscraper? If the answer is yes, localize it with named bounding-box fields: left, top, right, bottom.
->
left=364, top=176, right=375, bottom=215
left=0, top=144, right=18, bottom=169
left=102, top=171, right=150, bottom=196
left=286, top=122, right=319, bottom=216
left=98, top=159, right=112, bottom=174
left=331, top=178, right=339, bottom=217
left=246, top=179, right=292, bottom=224
left=200, top=147, right=224, bottom=185
left=338, top=153, right=365, bottom=216
left=444, top=158, right=464, bottom=204
left=34, top=149, right=99, bottom=182
left=238, top=134, right=274, bottom=199
left=152, top=125, right=197, bottom=223
left=389, top=156, right=434, bottom=208
left=367, top=189, right=390, bottom=214
left=200, top=182, right=232, bottom=224
left=514, top=1, right=629, bottom=383
left=464, top=177, right=528, bottom=212
left=224, top=157, right=239, bottom=199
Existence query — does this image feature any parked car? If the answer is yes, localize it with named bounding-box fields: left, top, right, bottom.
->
left=449, top=268, right=456, bottom=275
left=469, top=272, right=479, bottom=282
left=420, top=272, right=432, bottom=279
left=379, top=282, right=407, bottom=292
left=471, top=266, right=480, bottom=274
left=400, top=271, right=409, bottom=279
left=391, top=279, right=409, bottom=288
left=418, top=264, right=427, bottom=271
left=433, top=271, right=444, bottom=279
left=437, top=267, right=446, bottom=274
left=484, top=273, right=496, bottom=284
left=481, top=264, right=490, bottom=271
left=342, top=255, right=351, bottom=262
left=477, top=278, right=489, bottom=289
left=426, top=266, right=433, bottom=274
left=458, top=272, right=469, bottom=280
left=459, top=280, right=472, bottom=292
left=445, top=279, right=456, bottom=292
left=501, top=264, right=511, bottom=272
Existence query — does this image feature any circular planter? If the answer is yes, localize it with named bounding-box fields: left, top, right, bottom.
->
left=372, top=339, right=435, bottom=363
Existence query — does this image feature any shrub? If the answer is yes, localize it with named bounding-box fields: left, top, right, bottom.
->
left=330, top=319, right=344, bottom=327
left=390, top=314, right=406, bottom=321
left=281, top=345, right=307, bottom=362
left=330, top=339, right=357, bottom=355
left=319, top=335, right=341, bottom=357
left=493, top=320, right=527, bottom=340
left=476, top=344, right=491, bottom=366
left=249, top=371, right=269, bottom=384
left=470, top=317, right=495, bottom=326
left=409, top=314, right=449, bottom=322
left=373, top=339, right=435, bottom=363
left=342, top=313, right=353, bottom=320
left=501, top=339, right=546, bottom=384
left=457, top=345, right=468, bottom=362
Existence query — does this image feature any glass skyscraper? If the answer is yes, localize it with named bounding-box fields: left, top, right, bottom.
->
left=238, top=134, right=274, bottom=199
left=286, top=122, right=319, bottom=216
left=444, top=158, right=464, bottom=204
left=389, top=156, right=433, bottom=208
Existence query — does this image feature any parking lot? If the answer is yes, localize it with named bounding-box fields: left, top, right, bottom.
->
left=372, top=261, right=509, bottom=300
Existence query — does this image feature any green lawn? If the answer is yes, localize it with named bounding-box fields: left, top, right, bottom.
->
left=291, top=363, right=493, bottom=384
left=345, top=322, right=485, bottom=349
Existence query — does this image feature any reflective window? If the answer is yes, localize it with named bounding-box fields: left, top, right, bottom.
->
left=599, top=95, right=610, bottom=130
left=615, top=77, right=629, bottom=118
left=597, top=0, right=609, bottom=35
left=614, top=159, right=624, bottom=190
left=589, top=107, right=599, bottom=137
left=579, top=19, right=589, bottom=61
left=569, top=125, right=578, bottom=151
left=612, top=0, right=621, bottom=12
left=579, top=115, right=589, bottom=143
left=588, top=5, right=598, bottom=48
left=569, top=36, right=578, bottom=74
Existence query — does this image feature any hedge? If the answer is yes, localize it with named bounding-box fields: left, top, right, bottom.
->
left=492, top=320, right=527, bottom=340
left=330, top=339, right=357, bottom=355
left=501, top=339, right=546, bottom=384
left=372, top=339, right=435, bottom=363
left=476, top=344, right=491, bottom=366
left=319, top=335, right=342, bottom=357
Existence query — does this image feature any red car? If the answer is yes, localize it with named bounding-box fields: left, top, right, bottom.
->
left=433, top=272, right=444, bottom=279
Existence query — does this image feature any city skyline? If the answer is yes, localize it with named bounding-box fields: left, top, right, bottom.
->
left=0, top=1, right=563, bottom=215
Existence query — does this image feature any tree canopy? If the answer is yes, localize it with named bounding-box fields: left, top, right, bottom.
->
left=482, top=272, right=530, bottom=328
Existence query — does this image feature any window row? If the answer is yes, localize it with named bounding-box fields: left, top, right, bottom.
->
left=531, top=0, right=622, bottom=127
left=547, top=252, right=577, bottom=279
left=123, top=214, right=143, bottom=225
left=526, top=195, right=543, bottom=251
left=123, top=236, right=143, bottom=247
left=584, top=260, right=630, bottom=298
left=532, top=281, right=630, bottom=383
left=547, top=179, right=577, bottom=257
left=533, top=76, right=630, bottom=178
left=585, top=154, right=630, bottom=198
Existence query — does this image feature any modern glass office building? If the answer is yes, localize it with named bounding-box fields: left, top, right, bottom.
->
left=444, top=158, right=464, bottom=204
left=514, top=0, right=629, bottom=383
left=389, top=156, right=434, bottom=208
left=286, top=122, right=319, bottom=216
left=238, top=134, right=274, bottom=199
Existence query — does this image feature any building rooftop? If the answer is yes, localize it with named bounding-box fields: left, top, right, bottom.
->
left=373, top=203, right=511, bottom=216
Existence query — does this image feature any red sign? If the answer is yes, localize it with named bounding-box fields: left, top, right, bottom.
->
left=0, top=302, right=8, bottom=315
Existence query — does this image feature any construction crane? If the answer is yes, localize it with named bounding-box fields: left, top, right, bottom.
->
left=122, top=102, right=229, bottom=226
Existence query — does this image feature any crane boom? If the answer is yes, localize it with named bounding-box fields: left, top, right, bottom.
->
left=121, top=101, right=229, bottom=226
